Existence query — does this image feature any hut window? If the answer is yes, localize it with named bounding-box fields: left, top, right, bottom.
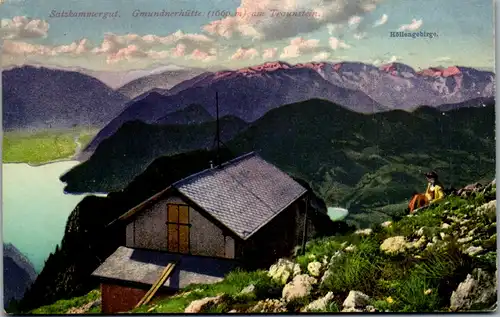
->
left=166, top=204, right=190, bottom=254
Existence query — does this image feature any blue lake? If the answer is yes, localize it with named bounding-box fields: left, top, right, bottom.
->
left=2, top=161, right=91, bottom=273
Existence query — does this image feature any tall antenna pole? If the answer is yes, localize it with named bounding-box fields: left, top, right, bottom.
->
left=216, top=91, right=220, bottom=166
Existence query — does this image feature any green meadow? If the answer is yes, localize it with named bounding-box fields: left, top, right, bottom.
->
left=2, top=128, right=98, bottom=165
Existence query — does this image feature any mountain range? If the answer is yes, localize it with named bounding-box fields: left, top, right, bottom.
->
left=2, top=61, right=495, bottom=157
left=2, top=66, right=129, bottom=131
left=3, top=243, right=37, bottom=308
left=61, top=99, right=496, bottom=219
left=76, top=61, right=495, bottom=158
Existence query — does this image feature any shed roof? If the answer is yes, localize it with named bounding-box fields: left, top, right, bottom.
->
left=91, top=247, right=237, bottom=289
left=171, top=152, right=307, bottom=239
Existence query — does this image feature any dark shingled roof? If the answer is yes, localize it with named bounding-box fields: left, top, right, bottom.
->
left=171, top=152, right=307, bottom=240
left=91, top=247, right=237, bottom=289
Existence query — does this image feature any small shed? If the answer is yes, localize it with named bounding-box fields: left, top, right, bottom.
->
left=92, top=152, right=313, bottom=313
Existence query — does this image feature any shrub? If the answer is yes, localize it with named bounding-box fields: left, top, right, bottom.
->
left=320, top=251, right=380, bottom=294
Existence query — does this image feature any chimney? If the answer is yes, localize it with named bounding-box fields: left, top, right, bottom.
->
left=209, top=160, right=214, bottom=169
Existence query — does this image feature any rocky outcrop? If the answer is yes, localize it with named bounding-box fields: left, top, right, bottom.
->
left=380, top=236, right=408, bottom=254
left=268, top=259, right=301, bottom=285
left=250, top=299, right=287, bottom=313
left=184, top=294, right=226, bottom=313
left=342, top=291, right=370, bottom=310
left=282, top=274, right=317, bottom=302
left=301, top=292, right=334, bottom=312
left=450, top=269, right=497, bottom=311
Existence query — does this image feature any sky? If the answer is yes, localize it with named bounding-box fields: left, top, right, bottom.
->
left=0, top=0, right=495, bottom=72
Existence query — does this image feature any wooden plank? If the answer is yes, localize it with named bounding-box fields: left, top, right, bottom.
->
left=135, top=261, right=177, bottom=308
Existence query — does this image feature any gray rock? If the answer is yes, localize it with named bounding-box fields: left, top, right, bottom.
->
left=282, top=274, right=317, bottom=302
left=240, top=284, right=255, bottom=295
left=464, top=246, right=484, bottom=256
left=307, top=261, right=323, bottom=277
left=343, top=290, right=370, bottom=308
left=450, top=269, right=497, bottom=311
left=458, top=236, right=473, bottom=244
left=302, top=292, right=334, bottom=312
left=185, top=295, right=224, bottom=313
left=365, top=305, right=376, bottom=312
left=342, top=307, right=364, bottom=312
left=320, top=269, right=333, bottom=286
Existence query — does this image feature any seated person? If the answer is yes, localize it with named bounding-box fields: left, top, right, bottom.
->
left=408, top=171, right=445, bottom=213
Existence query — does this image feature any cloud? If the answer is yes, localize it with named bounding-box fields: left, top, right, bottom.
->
left=202, top=0, right=384, bottom=41
left=262, top=47, right=278, bottom=59
left=329, top=37, right=351, bottom=50
left=348, top=16, right=362, bottom=28
left=398, top=19, right=422, bottom=31
left=0, top=16, right=49, bottom=40
left=170, top=44, right=187, bottom=57
left=368, top=55, right=400, bottom=66
left=385, top=55, right=400, bottom=63
left=107, top=45, right=149, bottom=64
left=2, top=39, right=90, bottom=56
left=230, top=47, right=259, bottom=60
left=373, top=14, right=388, bottom=27
left=353, top=32, right=367, bottom=40
left=434, top=56, right=452, bottom=62
left=280, top=37, right=322, bottom=58
left=312, top=51, right=330, bottom=61
left=189, top=49, right=217, bottom=62
left=91, top=30, right=216, bottom=55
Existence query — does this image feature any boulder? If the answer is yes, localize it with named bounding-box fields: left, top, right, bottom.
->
left=250, top=299, right=287, bottom=313
left=380, top=236, right=407, bottom=255
left=458, top=237, right=473, bottom=244
left=240, top=284, right=255, bottom=295
left=450, top=269, right=497, bottom=311
left=381, top=221, right=392, bottom=228
left=185, top=294, right=225, bottom=313
left=476, top=200, right=496, bottom=217
left=307, top=261, right=323, bottom=277
left=345, top=245, right=357, bottom=252
left=282, top=274, right=317, bottom=302
left=320, top=269, right=333, bottom=286
left=66, top=299, right=101, bottom=314
left=407, top=236, right=426, bottom=249
left=355, top=228, right=373, bottom=236
left=301, top=292, right=334, bottom=312
left=415, top=227, right=425, bottom=237
left=342, top=290, right=370, bottom=309
left=341, top=307, right=364, bottom=312
left=268, top=259, right=301, bottom=284
left=365, top=305, right=376, bottom=312
left=464, top=246, right=483, bottom=256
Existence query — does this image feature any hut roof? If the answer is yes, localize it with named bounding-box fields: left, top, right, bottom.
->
left=115, top=152, right=307, bottom=240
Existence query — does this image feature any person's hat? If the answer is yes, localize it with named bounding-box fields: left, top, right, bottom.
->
left=424, top=171, right=438, bottom=179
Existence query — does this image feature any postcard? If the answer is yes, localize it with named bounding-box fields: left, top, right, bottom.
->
left=1, top=0, right=496, bottom=314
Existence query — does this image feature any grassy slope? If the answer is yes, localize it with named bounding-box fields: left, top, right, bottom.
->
left=26, top=289, right=100, bottom=314
left=3, top=128, right=98, bottom=164
left=129, top=185, right=497, bottom=313
left=19, top=182, right=496, bottom=314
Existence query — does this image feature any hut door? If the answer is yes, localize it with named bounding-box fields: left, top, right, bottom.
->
left=167, top=204, right=190, bottom=254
